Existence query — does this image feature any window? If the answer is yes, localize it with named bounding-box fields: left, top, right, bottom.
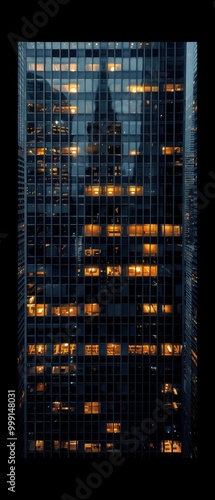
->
left=162, top=305, right=172, bottom=313
left=108, top=63, right=121, bottom=71
left=52, top=365, right=75, bottom=374
left=84, top=303, right=100, bottom=316
left=85, top=186, right=102, bottom=196
left=53, top=344, right=76, bottom=355
left=162, top=146, right=182, bottom=155
left=85, top=345, right=99, bottom=355
left=61, top=146, right=80, bottom=156
left=143, top=304, right=157, bottom=314
left=161, top=344, right=182, bottom=356
left=143, top=244, right=158, bottom=256
left=36, top=383, right=47, bottom=392
left=161, top=441, right=182, bottom=453
left=107, top=423, right=121, bottom=433
left=85, top=63, right=100, bottom=71
left=106, top=266, right=121, bottom=276
left=161, top=225, right=182, bottom=236
left=85, top=267, right=100, bottom=276
left=127, top=225, right=158, bottom=236
left=52, top=305, right=79, bottom=316
left=107, top=225, right=122, bottom=236
left=28, top=344, right=47, bottom=355
left=127, top=186, right=143, bottom=196
left=52, top=402, right=75, bottom=412
left=128, top=345, right=157, bottom=355
left=36, top=440, right=44, bottom=451
left=84, top=402, right=101, bottom=414
left=84, top=443, right=101, bottom=452
left=107, top=344, right=121, bottom=355
left=127, top=265, right=157, bottom=276
left=104, top=186, right=122, bottom=196
left=85, top=248, right=101, bottom=256
left=127, top=85, right=158, bottom=92
left=163, top=83, right=184, bottom=91
left=27, top=304, right=48, bottom=316
left=53, top=441, right=78, bottom=451
left=84, top=225, right=101, bottom=236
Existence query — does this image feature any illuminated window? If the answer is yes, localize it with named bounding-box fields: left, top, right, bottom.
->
left=69, top=63, right=77, bottom=71
left=127, top=265, right=157, bottom=277
left=107, top=225, right=122, bottom=236
left=53, top=344, right=76, bottom=355
left=85, top=248, right=101, bottom=256
left=162, top=146, right=182, bottom=155
left=86, top=143, right=99, bottom=154
left=127, top=85, right=158, bottom=92
left=84, top=303, right=100, bottom=316
left=163, top=83, right=184, bottom=92
left=84, top=267, right=100, bottom=277
left=107, top=344, right=121, bottom=355
left=85, top=63, right=100, bottom=71
left=161, top=441, right=182, bottom=453
left=52, top=305, right=79, bottom=316
left=127, top=186, right=143, bottom=196
left=143, top=244, right=158, bottom=256
left=84, top=225, right=101, bottom=236
left=106, top=266, right=121, bottom=276
left=128, top=345, right=157, bottom=355
left=108, top=63, right=121, bottom=71
left=162, top=305, right=172, bottom=313
left=84, top=443, right=101, bottom=452
left=52, top=365, right=75, bottom=374
left=27, top=345, right=47, bottom=355
left=129, top=150, right=138, bottom=156
left=127, top=224, right=158, bottom=236
left=161, top=344, right=182, bottom=356
left=28, top=366, right=45, bottom=374
left=161, top=225, right=182, bottom=236
left=85, top=345, right=99, bottom=355
left=143, top=304, right=157, bottom=314
left=36, top=440, right=44, bottom=451
left=104, top=186, right=122, bottom=196
left=53, top=440, right=78, bottom=451
left=53, top=104, right=77, bottom=114
left=36, top=147, right=46, bottom=155
left=84, top=402, right=101, bottom=414
left=52, top=402, right=75, bottom=412
left=27, top=304, right=48, bottom=316
left=107, top=423, right=121, bottom=433
left=36, top=383, right=47, bottom=392
left=61, top=146, right=80, bottom=156
left=85, top=186, right=102, bottom=196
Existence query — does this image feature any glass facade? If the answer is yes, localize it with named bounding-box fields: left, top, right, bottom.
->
left=183, top=42, right=198, bottom=458
left=18, top=41, right=190, bottom=457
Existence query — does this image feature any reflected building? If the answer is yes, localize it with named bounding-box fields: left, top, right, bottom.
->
left=17, top=41, right=196, bottom=457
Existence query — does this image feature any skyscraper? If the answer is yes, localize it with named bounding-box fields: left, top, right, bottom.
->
left=17, top=41, right=196, bottom=457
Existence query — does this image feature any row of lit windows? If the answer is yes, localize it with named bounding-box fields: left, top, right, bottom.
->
left=27, top=303, right=174, bottom=316
left=27, top=343, right=182, bottom=356
left=27, top=439, right=181, bottom=453
left=82, top=265, right=157, bottom=277
left=85, top=186, right=143, bottom=196
left=84, top=224, right=182, bottom=237
left=27, top=146, right=183, bottom=157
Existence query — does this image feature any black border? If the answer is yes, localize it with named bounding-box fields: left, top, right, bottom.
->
left=2, top=1, right=215, bottom=496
